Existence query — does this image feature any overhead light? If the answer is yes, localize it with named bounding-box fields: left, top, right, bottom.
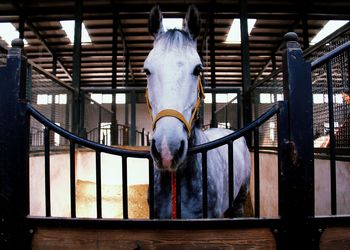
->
left=225, top=18, right=256, bottom=44
left=60, top=20, right=91, bottom=44
left=163, top=18, right=183, bottom=31
left=0, top=22, right=28, bottom=46
left=310, top=20, right=349, bottom=45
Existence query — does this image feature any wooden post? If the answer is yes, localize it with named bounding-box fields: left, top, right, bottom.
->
left=0, top=39, right=31, bottom=249
left=277, top=32, right=317, bottom=249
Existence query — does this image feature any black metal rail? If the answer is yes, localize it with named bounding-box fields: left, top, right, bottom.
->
left=2, top=34, right=350, bottom=249
left=309, top=40, right=350, bottom=216
left=28, top=99, right=281, bottom=220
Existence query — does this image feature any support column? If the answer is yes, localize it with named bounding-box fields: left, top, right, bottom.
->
left=50, top=57, right=57, bottom=145
left=209, top=0, right=217, bottom=128
left=124, top=53, right=130, bottom=145
left=111, top=5, right=118, bottom=145
left=302, top=17, right=310, bottom=50
left=18, top=16, right=25, bottom=40
left=130, top=90, right=136, bottom=146
left=72, top=0, right=83, bottom=136
left=240, top=0, right=252, bottom=145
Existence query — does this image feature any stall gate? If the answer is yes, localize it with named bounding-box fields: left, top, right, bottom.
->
left=0, top=33, right=349, bottom=249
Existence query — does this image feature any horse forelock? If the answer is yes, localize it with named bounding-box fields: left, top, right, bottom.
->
left=154, top=29, right=196, bottom=51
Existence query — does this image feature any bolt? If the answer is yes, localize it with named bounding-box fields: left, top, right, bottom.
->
left=273, top=229, right=278, bottom=234
left=318, top=228, right=323, bottom=233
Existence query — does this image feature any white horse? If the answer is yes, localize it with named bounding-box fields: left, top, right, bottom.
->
left=145, top=5, right=251, bottom=219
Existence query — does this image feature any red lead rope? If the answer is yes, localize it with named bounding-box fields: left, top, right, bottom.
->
left=171, top=172, right=177, bottom=219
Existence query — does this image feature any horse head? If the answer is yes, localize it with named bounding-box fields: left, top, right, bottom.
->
left=144, top=5, right=202, bottom=171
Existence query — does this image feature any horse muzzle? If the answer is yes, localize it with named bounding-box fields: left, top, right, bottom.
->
left=151, top=136, right=186, bottom=171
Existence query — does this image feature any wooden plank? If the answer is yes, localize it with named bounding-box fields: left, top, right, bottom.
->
left=320, top=227, right=350, bottom=250
left=32, top=227, right=276, bottom=250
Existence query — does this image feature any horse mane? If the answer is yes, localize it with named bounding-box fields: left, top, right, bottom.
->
left=155, top=29, right=195, bottom=50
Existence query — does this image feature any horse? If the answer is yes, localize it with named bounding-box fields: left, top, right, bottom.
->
left=144, top=4, right=251, bottom=219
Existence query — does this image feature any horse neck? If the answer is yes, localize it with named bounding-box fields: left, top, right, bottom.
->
left=179, top=126, right=208, bottom=178
left=193, top=126, right=209, bottom=145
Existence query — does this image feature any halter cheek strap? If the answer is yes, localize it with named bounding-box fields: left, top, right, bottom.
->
left=145, top=76, right=205, bottom=137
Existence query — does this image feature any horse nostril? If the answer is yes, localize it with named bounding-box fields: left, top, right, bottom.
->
left=179, top=140, right=185, bottom=155
left=151, top=139, right=161, bottom=159
left=175, top=140, right=185, bottom=160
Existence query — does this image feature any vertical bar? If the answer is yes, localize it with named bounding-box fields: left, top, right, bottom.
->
left=240, top=0, right=252, bottom=144
left=209, top=1, right=217, bottom=128
left=111, top=6, right=118, bottom=145
left=326, top=62, right=337, bottom=215
left=202, top=151, right=208, bottom=218
left=225, top=105, right=228, bottom=128
left=141, top=128, right=145, bottom=146
left=301, top=17, right=309, bottom=50
left=148, top=157, right=155, bottom=219
left=44, top=127, right=51, bottom=217
left=122, top=156, right=128, bottom=219
left=237, top=90, right=241, bottom=129
left=72, top=0, right=82, bottom=136
left=18, top=16, right=25, bottom=39
left=70, top=141, right=76, bottom=218
left=96, top=151, right=102, bottom=218
left=254, top=127, right=260, bottom=218
left=80, top=93, right=85, bottom=137
left=130, top=90, right=136, bottom=146
left=228, top=141, right=234, bottom=210
left=176, top=171, right=181, bottom=219
left=125, top=54, right=130, bottom=127
left=98, top=106, right=101, bottom=143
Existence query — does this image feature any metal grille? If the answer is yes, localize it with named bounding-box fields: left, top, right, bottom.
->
left=29, top=63, right=73, bottom=150
left=252, top=70, right=284, bottom=147
left=306, top=32, right=350, bottom=149
left=202, top=90, right=241, bottom=130
left=84, top=97, right=113, bottom=145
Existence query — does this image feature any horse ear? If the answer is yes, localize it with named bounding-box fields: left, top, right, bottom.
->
left=183, top=4, right=201, bottom=40
left=148, top=5, right=164, bottom=38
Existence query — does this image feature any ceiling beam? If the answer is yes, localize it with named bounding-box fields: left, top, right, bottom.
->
left=116, top=12, right=137, bottom=84
left=11, top=1, right=73, bottom=81
left=252, top=19, right=301, bottom=85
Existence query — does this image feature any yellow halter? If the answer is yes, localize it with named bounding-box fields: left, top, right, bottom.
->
left=145, top=76, right=205, bottom=137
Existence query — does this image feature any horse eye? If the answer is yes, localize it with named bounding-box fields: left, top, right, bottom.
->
left=193, top=65, right=203, bottom=76
left=143, top=68, right=151, bottom=76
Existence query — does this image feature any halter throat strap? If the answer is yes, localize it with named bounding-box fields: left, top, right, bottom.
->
left=146, top=76, right=205, bottom=137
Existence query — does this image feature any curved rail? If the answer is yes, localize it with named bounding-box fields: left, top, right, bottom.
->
left=28, top=101, right=281, bottom=156
left=189, top=102, right=281, bottom=154
left=28, top=104, right=150, bottom=158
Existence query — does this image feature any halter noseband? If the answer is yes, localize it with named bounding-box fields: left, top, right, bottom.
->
left=145, top=76, right=205, bottom=137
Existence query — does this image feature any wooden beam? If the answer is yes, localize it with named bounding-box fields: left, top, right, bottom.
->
left=32, top=227, right=276, bottom=249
